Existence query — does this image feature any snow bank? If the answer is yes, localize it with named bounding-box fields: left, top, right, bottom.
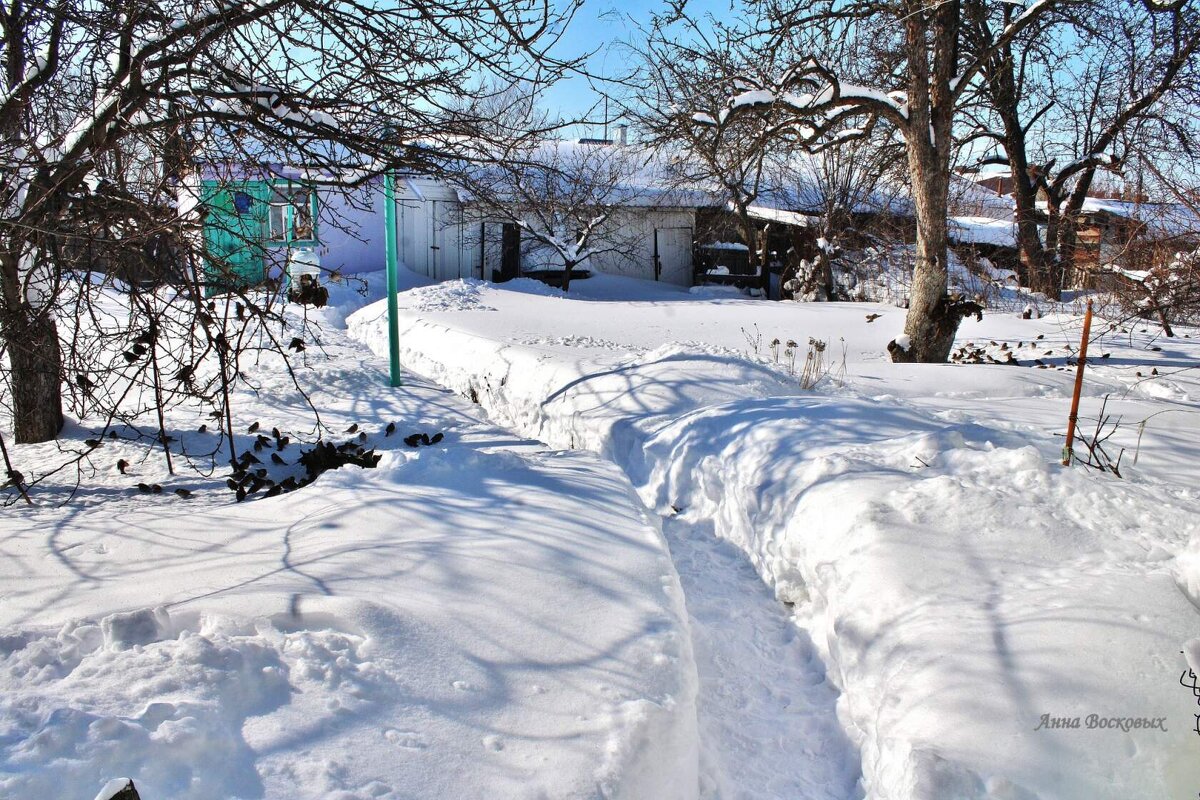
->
left=5, top=562, right=697, bottom=800
left=1, top=287, right=699, bottom=800
left=350, top=301, right=798, bottom=459
left=635, top=398, right=1199, bottom=800
left=1177, top=533, right=1200, bottom=611
left=403, top=278, right=497, bottom=312
left=350, top=280, right=1200, bottom=800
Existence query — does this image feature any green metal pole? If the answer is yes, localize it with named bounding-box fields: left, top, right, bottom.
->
left=383, top=171, right=402, bottom=387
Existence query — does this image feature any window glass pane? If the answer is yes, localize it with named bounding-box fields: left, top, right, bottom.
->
left=265, top=186, right=315, bottom=241
left=292, top=191, right=314, bottom=240
left=268, top=204, right=287, bottom=240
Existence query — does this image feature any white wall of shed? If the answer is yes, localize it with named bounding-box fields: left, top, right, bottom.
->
left=315, top=184, right=387, bottom=275
left=336, top=174, right=701, bottom=286
left=572, top=208, right=696, bottom=287
left=394, top=178, right=485, bottom=281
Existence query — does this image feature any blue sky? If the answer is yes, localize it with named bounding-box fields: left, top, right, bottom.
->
left=539, top=0, right=731, bottom=135
left=532, top=2, right=1196, bottom=189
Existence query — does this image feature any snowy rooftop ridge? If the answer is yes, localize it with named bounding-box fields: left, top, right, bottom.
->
left=948, top=216, right=1018, bottom=247
left=1048, top=196, right=1200, bottom=238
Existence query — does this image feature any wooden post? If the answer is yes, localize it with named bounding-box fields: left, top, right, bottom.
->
left=1062, top=299, right=1094, bottom=466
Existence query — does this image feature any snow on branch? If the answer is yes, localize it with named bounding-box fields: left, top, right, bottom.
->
left=691, top=58, right=910, bottom=149
left=227, top=81, right=341, bottom=131
left=1051, top=151, right=1122, bottom=195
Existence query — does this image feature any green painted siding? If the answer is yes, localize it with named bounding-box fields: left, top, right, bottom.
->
left=200, top=179, right=319, bottom=294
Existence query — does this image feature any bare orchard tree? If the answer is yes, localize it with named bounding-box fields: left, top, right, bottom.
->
left=1112, top=156, right=1200, bottom=335
left=966, top=0, right=1200, bottom=297
left=768, top=133, right=905, bottom=300
left=660, top=0, right=1077, bottom=362
left=632, top=23, right=778, bottom=294
left=0, top=0, right=576, bottom=445
left=452, top=138, right=650, bottom=292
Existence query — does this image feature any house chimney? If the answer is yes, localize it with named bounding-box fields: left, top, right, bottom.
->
left=614, top=124, right=628, bottom=146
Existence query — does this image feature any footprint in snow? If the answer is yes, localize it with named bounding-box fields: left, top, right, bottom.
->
left=384, top=729, right=429, bottom=750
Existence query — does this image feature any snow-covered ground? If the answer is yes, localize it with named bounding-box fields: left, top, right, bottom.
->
left=665, top=515, right=860, bottom=800
left=0, top=279, right=700, bottom=799
left=349, top=270, right=1200, bottom=800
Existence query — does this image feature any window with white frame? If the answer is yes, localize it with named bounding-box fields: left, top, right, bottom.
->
left=268, top=186, right=315, bottom=242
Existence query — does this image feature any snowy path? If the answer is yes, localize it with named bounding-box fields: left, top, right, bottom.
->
left=347, top=274, right=1200, bottom=799
left=0, top=293, right=701, bottom=800
left=664, top=516, right=860, bottom=800
left=341, top=281, right=863, bottom=798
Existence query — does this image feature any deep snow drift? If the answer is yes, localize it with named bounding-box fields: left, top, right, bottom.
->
left=0, top=279, right=699, bottom=800
left=349, top=270, right=1200, bottom=800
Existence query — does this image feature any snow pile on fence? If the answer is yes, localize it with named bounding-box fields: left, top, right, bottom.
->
left=349, top=276, right=1200, bottom=800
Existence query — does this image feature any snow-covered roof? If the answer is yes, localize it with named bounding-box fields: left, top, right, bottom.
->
left=1037, top=197, right=1200, bottom=239
left=751, top=150, right=914, bottom=218
left=949, top=173, right=1015, bottom=220
left=451, top=139, right=724, bottom=209
left=195, top=161, right=376, bottom=186
left=469, top=142, right=914, bottom=218
left=948, top=216, right=1018, bottom=247
left=745, top=205, right=815, bottom=227
left=751, top=182, right=911, bottom=219
left=959, top=165, right=1013, bottom=181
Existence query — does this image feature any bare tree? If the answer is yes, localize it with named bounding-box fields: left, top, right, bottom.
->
left=967, top=0, right=1200, bottom=297
left=633, top=23, right=778, bottom=294
left=647, top=0, right=1077, bottom=362
left=769, top=134, right=905, bottom=300
left=452, top=137, right=650, bottom=292
left=0, top=0, right=576, bottom=445
left=1108, top=159, right=1200, bottom=334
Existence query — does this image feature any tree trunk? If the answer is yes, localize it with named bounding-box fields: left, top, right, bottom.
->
left=984, top=39, right=1057, bottom=296
left=1015, top=209, right=1054, bottom=294
left=1042, top=204, right=1064, bottom=292
left=561, top=261, right=573, bottom=292
left=1052, top=170, right=1098, bottom=293
left=891, top=0, right=975, bottom=364
left=736, top=216, right=760, bottom=294
left=1052, top=222, right=1076, bottom=294
left=758, top=225, right=771, bottom=297
left=1005, top=133, right=1057, bottom=297
left=3, top=307, right=64, bottom=443
left=1, top=235, right=65, bottom=443
left=815, top=221, right=837, bottom=301
left=897, top=166, right=957, bottom=362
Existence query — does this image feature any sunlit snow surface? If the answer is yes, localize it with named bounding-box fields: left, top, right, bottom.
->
left=0, top=276, right=697, bottom=800
left=350, top=270, right=1200, bottom=800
